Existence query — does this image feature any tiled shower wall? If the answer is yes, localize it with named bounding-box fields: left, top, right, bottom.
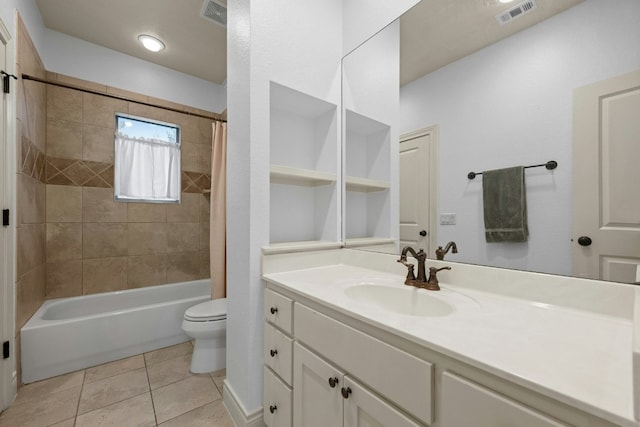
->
left=15, top=15, right=47, bottom=381
left=44, top=75, right=215, bottom=298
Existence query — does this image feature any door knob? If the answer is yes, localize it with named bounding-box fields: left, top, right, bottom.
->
left=577, top=236, right=592, bottom=246
left=419, top=230, right=427, bottom=236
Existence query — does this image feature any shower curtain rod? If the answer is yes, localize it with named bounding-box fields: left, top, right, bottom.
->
left=21, top=73, right=227, bottom=123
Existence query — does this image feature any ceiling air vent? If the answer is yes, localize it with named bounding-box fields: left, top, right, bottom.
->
left=200, top=0, right=227, bottom=27
left=495, top=0, right=537, bottom=26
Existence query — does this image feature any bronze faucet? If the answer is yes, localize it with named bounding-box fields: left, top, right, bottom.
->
left=397, top=246, right=451, bottom=291
left=435, top=241, right=458, bottom=260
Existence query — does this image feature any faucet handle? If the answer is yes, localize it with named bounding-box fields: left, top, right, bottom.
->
left=397, top=258, right=416, bottom=285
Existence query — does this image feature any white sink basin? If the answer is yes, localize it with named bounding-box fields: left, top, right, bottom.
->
left=344, top=284, right=454, bottom=317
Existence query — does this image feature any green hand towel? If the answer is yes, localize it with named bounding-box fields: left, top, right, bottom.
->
left=482, top=166, right=528, bottom=242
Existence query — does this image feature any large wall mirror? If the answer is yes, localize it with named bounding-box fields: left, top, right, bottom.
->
left=343, top=0, right=640, bottom=284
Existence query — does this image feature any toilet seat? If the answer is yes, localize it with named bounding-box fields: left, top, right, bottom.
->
left=184, top=298, right=226, bottom=322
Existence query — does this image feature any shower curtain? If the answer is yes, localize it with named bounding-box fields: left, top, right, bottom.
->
left=210, top=121, right=227, bottom=299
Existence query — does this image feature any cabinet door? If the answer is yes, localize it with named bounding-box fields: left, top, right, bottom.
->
left=343, top=377, right=421, bottom=427
left=293, top=343, right=344, bottom=427
left=442, top=372, right=569, bottom=427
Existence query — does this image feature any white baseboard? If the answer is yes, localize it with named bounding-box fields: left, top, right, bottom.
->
left=223, top=379, right=265, bottom=427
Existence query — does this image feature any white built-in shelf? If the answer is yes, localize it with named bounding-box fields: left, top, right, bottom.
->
left=271, top=165, right=337, bottom=187
left=343, top=237, right=396, bottom=248
left=262, top=240, right=343, bottom=255
left=345, top=176, right=390, bottom=192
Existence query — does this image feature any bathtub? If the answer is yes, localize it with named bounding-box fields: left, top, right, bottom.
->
left=21, top=279, right=211, bottom=384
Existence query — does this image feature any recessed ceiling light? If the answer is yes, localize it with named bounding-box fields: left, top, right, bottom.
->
left=138, top=34, right=165, bottom=52
left=499, top=0, right=515, bottom=3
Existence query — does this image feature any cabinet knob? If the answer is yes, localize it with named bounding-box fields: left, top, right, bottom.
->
left=328, top=377, right=339, bottom=388
left=270, top=307, right=278, bottom=314
left=269, top=405, right=277, bottom=414
left=341, top=387, right=352, bottom=399
left=270, top=349, right=278, bottom=357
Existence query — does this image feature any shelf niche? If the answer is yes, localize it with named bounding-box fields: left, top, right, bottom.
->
left=344, top=109, right=391, bottom=239
left=269, top=82, right=339, bottom=246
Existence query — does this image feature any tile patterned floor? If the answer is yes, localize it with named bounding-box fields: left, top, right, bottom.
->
left=0, top=342, right=234, bottom=427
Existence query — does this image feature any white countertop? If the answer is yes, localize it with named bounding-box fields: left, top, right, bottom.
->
left=263, top=263, right=637, bottom=427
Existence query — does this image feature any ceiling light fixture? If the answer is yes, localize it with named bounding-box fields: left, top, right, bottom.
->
left=499, top=0, right=515, bottom=3
left=138, top=34, right=165, bottom=52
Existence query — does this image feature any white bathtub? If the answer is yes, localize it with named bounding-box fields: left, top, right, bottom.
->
left=21, top=279, right=211, bottom=383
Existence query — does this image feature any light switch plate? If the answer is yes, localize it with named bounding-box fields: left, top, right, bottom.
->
left=440, top=213, right=456, bottom=225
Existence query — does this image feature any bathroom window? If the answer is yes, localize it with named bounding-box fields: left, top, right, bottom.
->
left=114, top=114, right=181, bottom=203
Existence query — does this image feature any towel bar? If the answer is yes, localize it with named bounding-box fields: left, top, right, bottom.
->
left=468, top=160, right=557, bottom=180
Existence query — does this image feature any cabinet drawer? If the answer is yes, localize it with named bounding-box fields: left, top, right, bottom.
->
left=264, top=366, right=292, bottom=427
left=265, top=288, right=293, bottom=334
left=265, top=323, right=293, bottom=385
left=294, top=303, right=434, bottom=425
left=442, top=372, right=569, bottom=427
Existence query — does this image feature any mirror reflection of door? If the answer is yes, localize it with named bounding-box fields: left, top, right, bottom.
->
left=573, top=70, right=640, bottom=283
left=399, top=127, right=438, bottom=256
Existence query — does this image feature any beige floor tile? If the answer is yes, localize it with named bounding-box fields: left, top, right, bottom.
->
left=75, top=392, right=156, bottom=427
left=147, top=353, right=195, bottom=390
left=158, top=400, right=233, bottom=427
left=0, top=385, right=81, bottom=427
left=14, top=370, right=84, bottom=406
left=78, top=367, right=149, bottom=415
left=48, top=419, right=75, bottom=427
left=210, top=369, right=226, bottom=394
left=144, top=341, right=192, bottom=366
left=152, top=375, right=221, bottom=423
left=85, top=355, right=145, bottom=384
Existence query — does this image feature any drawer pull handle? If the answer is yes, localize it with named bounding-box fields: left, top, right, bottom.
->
left=270, top=307, right=278, bottom=314
left=270, top=349, right=278, bottom=357
left=328, top=377, right=339, bottom=388
left=341, top=387, right=352, bottom=399
left=269, top=405, right=277, bottom=414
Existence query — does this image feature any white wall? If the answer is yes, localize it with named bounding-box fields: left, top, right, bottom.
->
left=0, top=0, right=44, bottom=51
left=42, top=29, right=226, bottom=113
left=399, top=0, right=640, bottom=276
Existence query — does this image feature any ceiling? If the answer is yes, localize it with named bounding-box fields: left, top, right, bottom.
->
left=35, top=0, right=584, bottom=87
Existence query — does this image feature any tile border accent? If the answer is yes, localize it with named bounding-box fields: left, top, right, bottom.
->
left=20, top=137, right=46, bottom=183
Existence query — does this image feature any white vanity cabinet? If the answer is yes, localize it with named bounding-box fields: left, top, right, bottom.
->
left=293, top=342, right=422, bottom=427
left=441, top=373, right=569, bottom=427
left=263, top=288, right=295, bottom=427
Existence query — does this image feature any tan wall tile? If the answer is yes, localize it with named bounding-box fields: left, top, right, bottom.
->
left=127, top=203, right=166, bottom=223
left=200, top=194, right=211, bottom=221
left=46, top=185, right=82, bottom=222
left=199, top=145, right=212, bottom=174
left=17, top=224, right=45, bottom=278
left=128, top=102, right=167, bottom=123
left=198, top=118, right=214, bottom=145
left=181, top=143, right=199, bottom=173
left=46, top=223, right=82, bottom=262
left=128, top=254, right=167, bottom=288
left=167, top=223, right=199, bottom=253
left=199, top=250, right=211, bottom=280
left=199, top=222, right=210, bottom=250
left=167, top=193, right=199, bottom=223
left=46, top=119, right=83, bottom=159
left=166, top=251, right=200, bottom=283
left=83, top=223, right=128, bottom=259
left=55, top=74, right=107, bottom=94
left=83, top=124, right=115, bottom=163
left=83, top=187, right=127, bottom=222
left=83, top=93, right=127, bottom=128
left=83, top=257, right=128, bottom=294
left=17, top=174, right=45, bottom=225
left=128, top=223, right=167, bottom=255
left=106, top=86, right=147, bottom=103
left=46, top=260, right=83, bottom=298
left=47, top=86, right=82, bottom=123
left=16, top=264, right=46, bottom=330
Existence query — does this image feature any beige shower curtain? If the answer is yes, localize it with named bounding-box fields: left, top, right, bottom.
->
left=210, top=121, right=227, bottom=299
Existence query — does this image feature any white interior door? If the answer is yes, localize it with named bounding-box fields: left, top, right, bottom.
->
left=399, top=127, right=438, bottom=255
left=0, top=19, right=15, bottom=411
left=573, top=70, right=640, bottom=282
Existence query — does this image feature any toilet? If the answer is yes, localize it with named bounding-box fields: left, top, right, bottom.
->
left=181, top=298, right=227, bottom=373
